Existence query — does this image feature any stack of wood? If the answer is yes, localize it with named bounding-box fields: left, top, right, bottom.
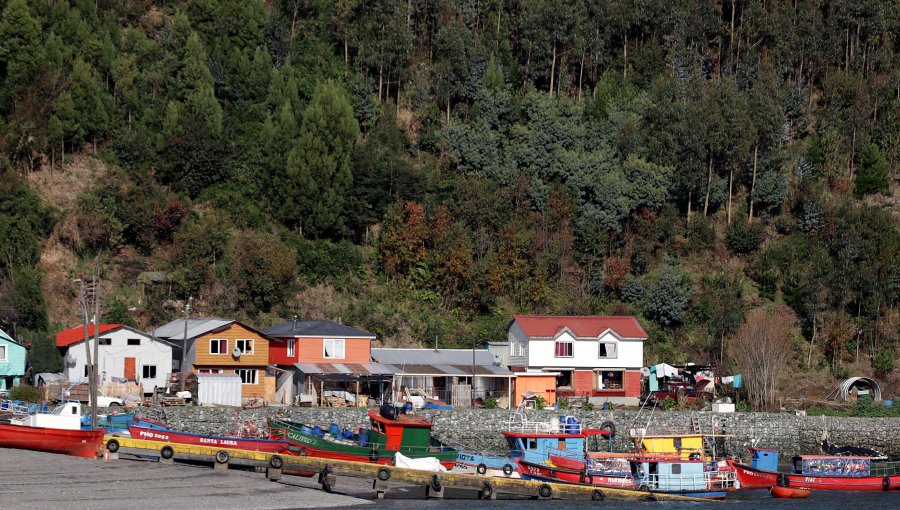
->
left=324, top=395, right=349, bottom=407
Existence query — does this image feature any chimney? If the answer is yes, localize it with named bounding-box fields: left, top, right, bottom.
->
left=292, top=315, right=298, bottom=330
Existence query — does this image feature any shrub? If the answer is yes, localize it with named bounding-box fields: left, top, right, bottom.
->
left=484, top=396, right=498, bottom=409
left=644, top=267, right=692, bottom=327
left=661, top=396, right=676, bottom=410
left=685, top=215, right=715, bottom=252
left=534, top=395, right=546, bottom=410
left=10, top=384, right=42, bottom=403
left=620, top=277, right=645, bottom=303
left=726, top=220, right=764, bottom=254
left=872, top=348, right=894, bottom=373
left=853, top=144, right=889, bottom=197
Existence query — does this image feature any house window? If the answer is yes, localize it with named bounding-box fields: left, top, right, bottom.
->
left=199, top=369, right=223, bottom=374
left=236, top=339, right=254, bottom=354
left=554, top=340, right=573, bottom=358
left=596, top=370, right=624, bottom=390
left=0, top=345, right=6, bottom=361
left=142, top=365, right=157, bottom=379
left=236, top=369, right=258, bottom=385
left=323, top=339, right=345, bottom=359
left=84, top=365, right=90, bottom=377
left=287, top=339, right=295, bottom=357
left=127, top=338, right=141, bottom=346
left=99, top=338, right=112, bottom=345
left=598, top=342, right=617, bottom=358
left=210, top=339, right=227, bottom=354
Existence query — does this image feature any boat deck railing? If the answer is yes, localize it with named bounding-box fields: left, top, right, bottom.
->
left=642, top=469, right=737, bottom=491
left=0, top=399, right=30, bottom=416
left=505, top=411, right=557, bottom=434
left=869, top=462, right=900, bottom=476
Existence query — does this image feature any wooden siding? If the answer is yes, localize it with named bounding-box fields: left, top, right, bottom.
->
left=295, top=337, right=371, bottom=364
left=194, top=323, right=270, bottom=367
left=514, top=374, right=557, bottom=406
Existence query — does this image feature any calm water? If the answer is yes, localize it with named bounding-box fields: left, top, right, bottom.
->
left=367, top=488, right=898, bottom=509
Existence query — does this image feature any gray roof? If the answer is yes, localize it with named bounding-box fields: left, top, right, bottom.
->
left=294, top=362, right=395, bottom=381
left=263, top=320, right=375, bottom=339
left=371, top=348, right=513, bottom=377
left=153, top=318, right=234, bottom=341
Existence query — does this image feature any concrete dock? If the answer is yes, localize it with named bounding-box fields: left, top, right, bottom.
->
left=0, top=448, right=370, bottom=510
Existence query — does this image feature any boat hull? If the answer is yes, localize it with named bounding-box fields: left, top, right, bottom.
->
left=0, top=422, right=103, bottom=458
left=270, top=417, right=457, bottom=468
left=516, top=458, right=728, bottom=499
left=454, top=451, right=520, bottom=477
left=127, top=426, right=291, bottom=453
left=770, top=486, right=811, bottom=498
left=730, top=461, right=900, bottom=491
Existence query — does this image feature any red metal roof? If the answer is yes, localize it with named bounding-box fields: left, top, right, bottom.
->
left=513, top=315, right=647, bottom=339
left=56, top=324, right=123, bottom=347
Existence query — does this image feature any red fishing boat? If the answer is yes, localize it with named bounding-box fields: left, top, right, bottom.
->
left=0, top=422, right=103, bottom=458
left=128, top=422, right=293, bottom=453
left=770, top=486, right=811, bottom=498
left=730, top=448, right=900, bottom=491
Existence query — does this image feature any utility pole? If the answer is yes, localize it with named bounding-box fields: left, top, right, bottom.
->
left=90, top=271, right=100, bottom=430
left=180, top=296, right=193, bottom=391
left=472, top=337, right=477, bottom=407
left=74, top=279, right=93, bottom=413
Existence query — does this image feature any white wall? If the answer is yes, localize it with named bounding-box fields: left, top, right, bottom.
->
left=506, top=322, right=529, bottom=367
left=526, top=330, right=643, bottom=369
left=63, top=328, right=173, bottom=395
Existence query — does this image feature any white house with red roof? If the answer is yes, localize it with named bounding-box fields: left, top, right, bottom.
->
left=507, top=315, right=648, bottom=406
left=56, top=324, right=174, bottom=396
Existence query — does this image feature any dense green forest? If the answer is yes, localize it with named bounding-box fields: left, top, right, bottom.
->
left=0, top=1, right=897, bottom=400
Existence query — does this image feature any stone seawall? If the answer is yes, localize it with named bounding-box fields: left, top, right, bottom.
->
left=144, top=407, right=900, bottom=459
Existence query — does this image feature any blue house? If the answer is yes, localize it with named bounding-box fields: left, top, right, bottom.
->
left=0, top=328, right=27, bottom=392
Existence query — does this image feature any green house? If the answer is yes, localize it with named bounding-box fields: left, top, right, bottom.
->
left=0, top=328, right=27, bottom=392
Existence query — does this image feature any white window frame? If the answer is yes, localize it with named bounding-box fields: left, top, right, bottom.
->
left=287, top=339, right=295, bottom=358
left=142, top=365, right=157, bottom=379
left=235, top=369, right=258, bottom=385
left=236, top=338, right=254, bottom=355
left=199, top=368, right=223, bottom=374
left=598, top=341, right=618, bottom=359
left=210, top=338, right=228, bottom=354
left=595, top=369, right=625, bottom=390
left=554, top=340, right=573, bottom=358
left=0, top=344, right=7, bottom=361
left=323, top=339, right=346, bottom=359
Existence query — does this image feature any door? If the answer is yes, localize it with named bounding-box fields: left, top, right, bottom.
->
left=124, top=357, right=136, bottom=379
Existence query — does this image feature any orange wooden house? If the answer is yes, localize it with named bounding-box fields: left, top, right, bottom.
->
left=153, top=318, right=277, bottom=402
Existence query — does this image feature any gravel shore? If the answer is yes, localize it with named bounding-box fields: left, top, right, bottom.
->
left=0, top=448, right=371, bottom=510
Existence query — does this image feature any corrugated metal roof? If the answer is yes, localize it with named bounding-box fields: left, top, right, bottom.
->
left=512, top=315, right=648, bottom=339
left=56, top=324, right=123, bottom=347
left=294, top=362, right=395, bottom=380
left=263, top=320, right=375, bottom=338
left=370, top=348, right=513, bottom=377
left=153, top=318, right=233, bottom=341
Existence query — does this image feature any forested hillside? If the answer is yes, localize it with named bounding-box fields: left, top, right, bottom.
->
left=0, top=1, right=897, bottom=402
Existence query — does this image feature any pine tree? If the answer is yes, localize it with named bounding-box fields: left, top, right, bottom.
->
left=0, top=0, right=43, bottom=106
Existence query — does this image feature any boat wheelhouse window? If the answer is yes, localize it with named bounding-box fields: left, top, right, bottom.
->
left=528, top=438, right=538, bottom=450
left=210, top=338, right=227, bottom=354
left=127, top=338, right=141, bottom=345
left=324, top=339, right=345, bottom=359
left=236, top=369, right=258, bottom=385
left=671, top=464, right=681, bottom=475
left=554, top=340, right=573, bottom=357
left=142, top=365, right=157, bottom=379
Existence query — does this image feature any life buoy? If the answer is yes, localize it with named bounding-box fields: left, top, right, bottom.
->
left=160, top=445, right=174, bottom=459
left=215, top=450, right=229, bottom=464
left=106, top=439, right=120, bottom=453
left=269, top=455, right=283, bottom=469
left=502, top=463, right=514, bottom=476
left=377, top=466, right=391, bottom=481
left=883, top=476, right=891, bottom=491
left=430, top=474, right=443, bottom=492
left=538, top=483, right=552, bottom=498
left=476, top=463, right=487, bottom=475
left=369, top=449, right=379, bottom=462
left=599, top=421, right=616, bottom=437
left=777, top=473, right=789, bottom=487
left=592, top=489, right=604, bottom=501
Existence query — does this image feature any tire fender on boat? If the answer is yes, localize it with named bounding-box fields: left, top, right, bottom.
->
left=369, top=449, right=379, bottom=462
left=269, top=455, right=283, bottom=469
left=480, top=481, right=494, bottom=499
left=377, top=466, right=391, bottom=481
left=502, top=463, right=514, bottom=476
left=106, top=439, right=120, bottom=453
left=883, top=476, right=891, bottom=491
left=538, top=483, right=552, bottom=498
left=599, top=421, right=616, bottom=437
left=579, top=471, right=593, bottom=485
left=476, top=463, right=487, bottom=475
left=430, top=474, right=443, bottom=492
left=777, top=473, right=789, bottom=487
left=591, top=489, right=604, bottom=501
left=160, top=445, right=174, bottom=459
left=215, top=450, right=229, bottom=464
